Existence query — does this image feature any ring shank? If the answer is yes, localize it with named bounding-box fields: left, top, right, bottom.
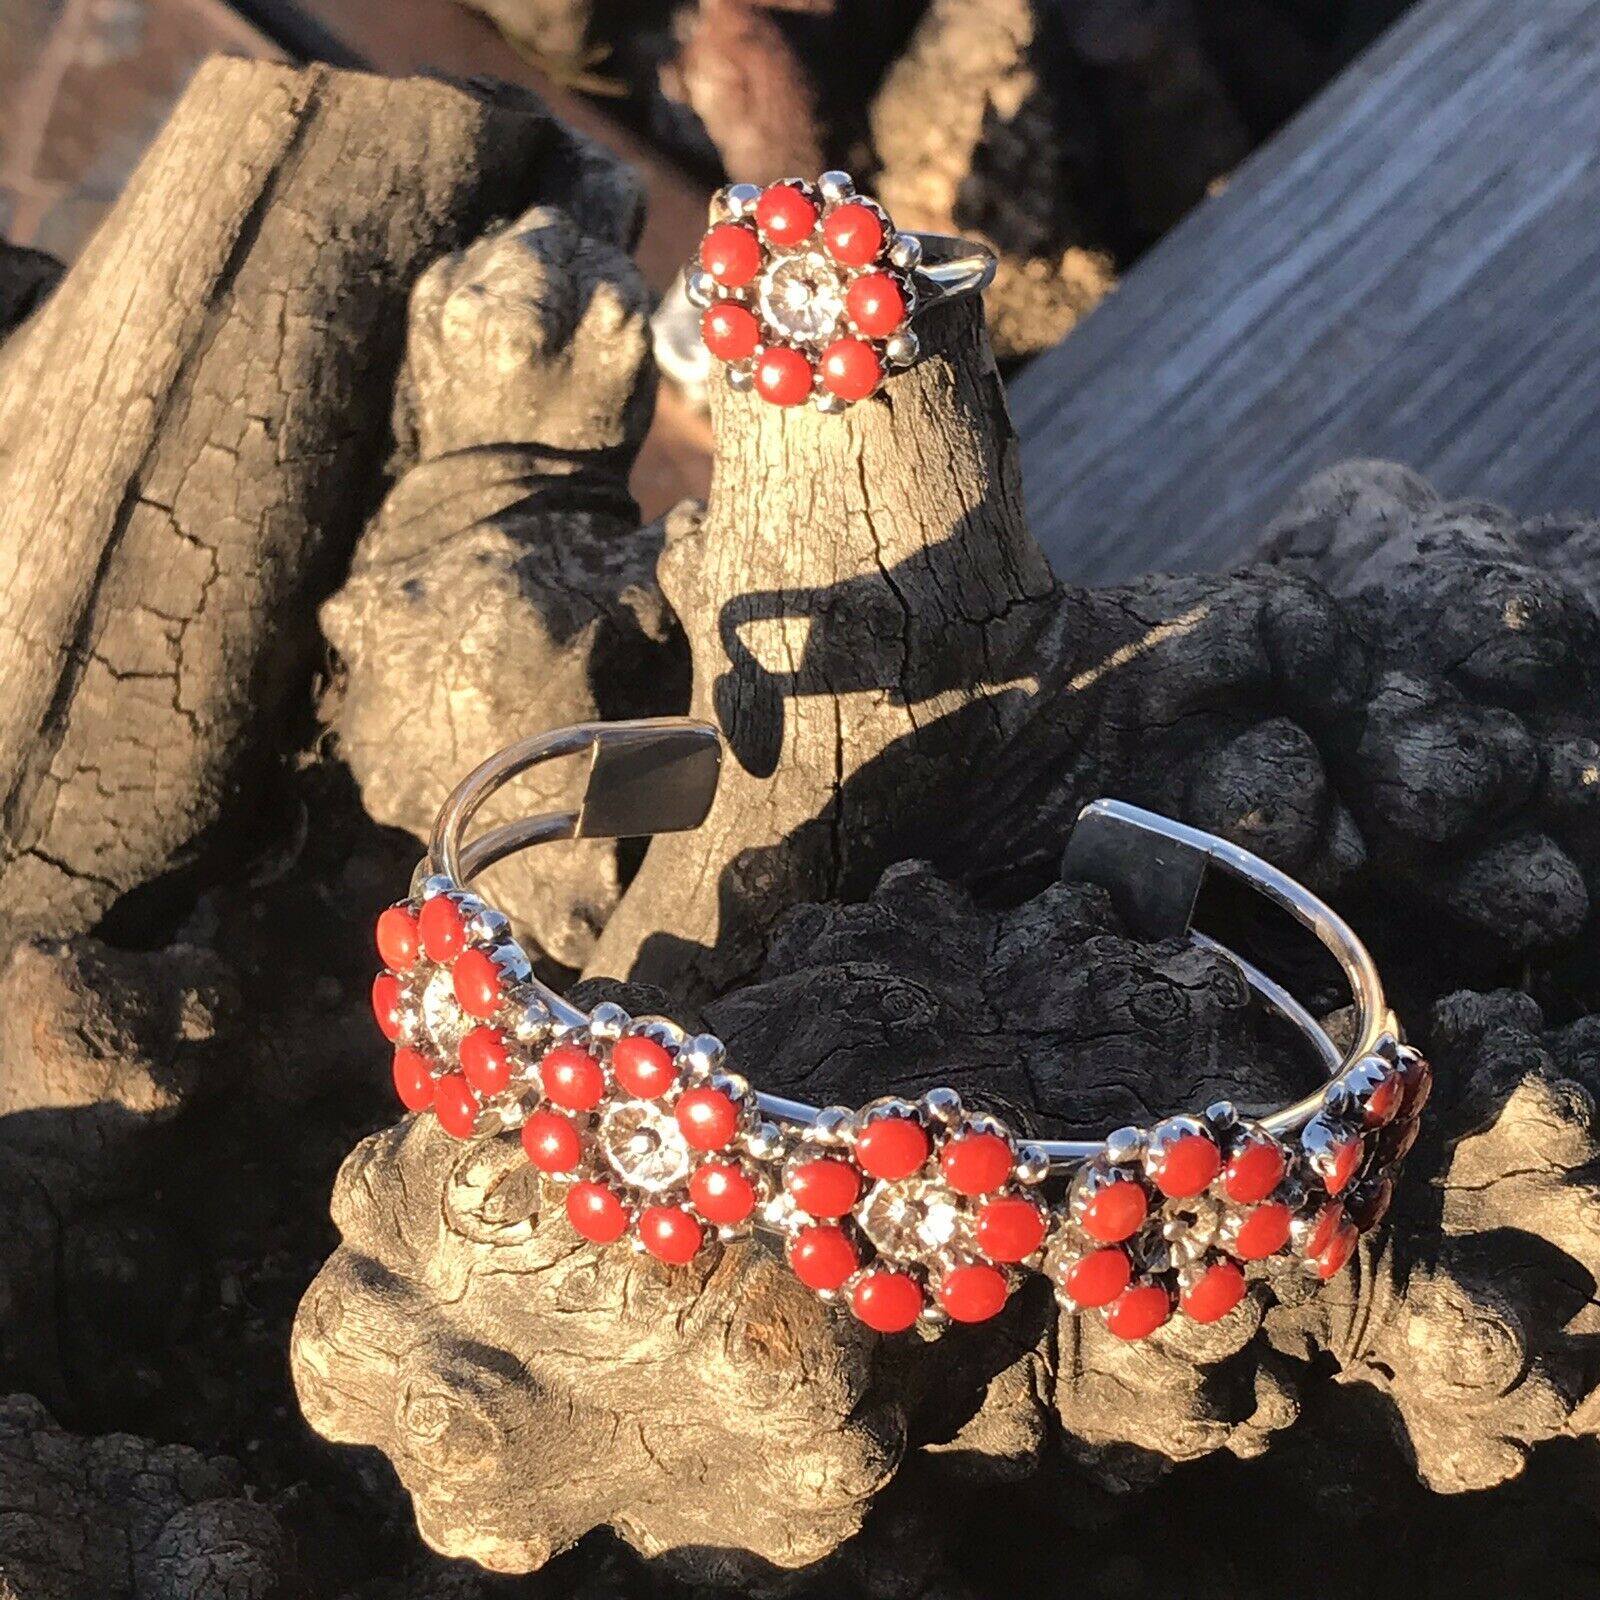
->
left=427, top=721, right=1392, bottom=1172
left=908, top=231, right=998, bottom=303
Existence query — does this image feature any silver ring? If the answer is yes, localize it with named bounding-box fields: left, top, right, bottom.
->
left=370, top=718, right=1429, bottom=1339
left=685, top=171, right=996, bottom=412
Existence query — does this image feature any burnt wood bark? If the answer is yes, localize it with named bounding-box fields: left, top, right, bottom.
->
left=0, top=1395, right=293, bottom=1600
left=0, top=57, right=640, bottom=964
left=0, top=240, right=61, bottom=340
left=0, top=933, right=240, bottom=1418
left=291, top=135, right=1600, bottom=1584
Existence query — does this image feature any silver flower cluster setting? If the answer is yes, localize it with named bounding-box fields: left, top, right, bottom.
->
left=372, top=829, right=1427, bottom=1340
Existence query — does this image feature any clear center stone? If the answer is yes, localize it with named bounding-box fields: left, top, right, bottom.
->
left=419, top=964, right=471, bottom=1056
left=599, top=1100, right=693, bottom=1193
left=859, top=1177, right=972, bottom=1266
left=758, top=251, right=848, bottom=345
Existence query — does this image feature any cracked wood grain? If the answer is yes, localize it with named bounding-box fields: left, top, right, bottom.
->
left=586, top=293, right=1062, bottom=1002
left=0, top=57, right=637, bottom=958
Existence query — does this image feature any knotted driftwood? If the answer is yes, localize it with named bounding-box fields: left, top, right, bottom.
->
left=291, top=78, right=1600, bottom=1591
left=0, top=50, right=1593, bottom=1600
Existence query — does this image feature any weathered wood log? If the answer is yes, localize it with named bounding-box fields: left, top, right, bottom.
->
left=586, top=288, right=1065, bottom=1002
left=722, top=898, right=1600, bottom=1494
left=0, top=30, right=1589, bottom=1600
left=868, top=0, right=1117, bottom=360
left=0, top=57, right=640, bottom=963
left=296, top=888, right=1600, bottom=1581
left=591, top=379, right=1592, bottom=1007
left=296, top=1060, right=900, bottom=1579
left=290, top=149, right=1600, bottom=1583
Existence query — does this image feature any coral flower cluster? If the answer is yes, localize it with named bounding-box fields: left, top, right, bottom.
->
left=372, top=883, right=1429, bottom=1339
left=688, top=171, right=922, bottom=411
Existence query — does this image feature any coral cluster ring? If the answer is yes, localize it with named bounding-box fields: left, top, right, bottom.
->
left=370, top=719, right=1429, bottom=1339
left=687, top=170, right=997, bottom=410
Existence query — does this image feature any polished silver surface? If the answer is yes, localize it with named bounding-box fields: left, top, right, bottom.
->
left=422, top=718, right=1394, bottom=1174
left=428, top=719, right=722, bottom=1032
left=431, top=719, right=722, bottom=884
left=1060, top=799, right=1391, bottom=1156
left=907, top=232, right=998, bottom=303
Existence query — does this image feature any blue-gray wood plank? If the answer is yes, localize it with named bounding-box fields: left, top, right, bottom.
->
left=1012, top=0, right=1600, bottom=582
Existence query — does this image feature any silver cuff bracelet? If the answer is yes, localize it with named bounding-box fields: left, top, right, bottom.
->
left=369, top=719, right=1428, bottom=1339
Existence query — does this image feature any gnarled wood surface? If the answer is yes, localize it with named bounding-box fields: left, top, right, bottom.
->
left=0, top=1394, right=293, bottom=1600
left=0, top=50, right=1594, bottom=1600
left=290, top=90, right=1600, bottom=1585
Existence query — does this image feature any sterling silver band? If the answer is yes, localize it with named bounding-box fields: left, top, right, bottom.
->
left=425, top=717, right=1392, bottom=1171
left=904, top=231, right=998, bottom=306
